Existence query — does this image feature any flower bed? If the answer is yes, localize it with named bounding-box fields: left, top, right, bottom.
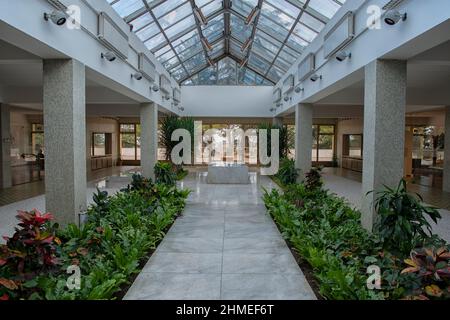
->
left=0, top=173, right=190, bottom=300
left=263, top=172, right=450, bottom=300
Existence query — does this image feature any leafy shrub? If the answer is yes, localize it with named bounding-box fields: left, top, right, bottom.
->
left=371, top=179, right=441, bottom=256
left=154, top=162, right=177, bottom=187
left=401, top=247, right=450, bottom=300
left=275, top=158, right=299, bottom=186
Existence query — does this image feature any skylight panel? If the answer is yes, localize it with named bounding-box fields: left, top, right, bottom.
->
left=110, top=0, right=144, bottom=18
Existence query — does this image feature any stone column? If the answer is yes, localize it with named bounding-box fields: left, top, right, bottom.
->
left=140, top=103, right=158, bottom=180
left=444, top=106, right=450, bottom=192
left=272, top=117, right=283, bottom=127
left=43, top=59, right=87, bottom=226
left=361, top=60, right=407, bottom=231
left=0, top=104, right=12, bottom=188
left=295, top=103, right=313, bottom=180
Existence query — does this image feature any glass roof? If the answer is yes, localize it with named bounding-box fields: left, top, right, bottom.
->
left=108, top=0, right=346, bottom=85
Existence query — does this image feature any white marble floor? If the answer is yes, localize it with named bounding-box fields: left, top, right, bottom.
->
left=124, top=171, right=317, bottom=300
left=322, top=170, right=450, bottom=243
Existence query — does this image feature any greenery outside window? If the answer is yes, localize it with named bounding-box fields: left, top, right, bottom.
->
left=31, top=123, right=44, bottom=154
left=120, top=124, right=141, bottom=161
left=92, top=133, right=112, bottom=157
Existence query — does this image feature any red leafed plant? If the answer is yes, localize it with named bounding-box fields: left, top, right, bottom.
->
left=401, top=247, right=450, bottom=300
left=0, top=209, right=61, bottom=279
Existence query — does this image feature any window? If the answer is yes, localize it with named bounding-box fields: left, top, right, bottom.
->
left=313, top=125, right=335, bottom=162
left=92, top=133, right=112, bottom=157
left=343, top=134, right=363, bottom=158
left=120, top=124, right=141, bottom=161
left=31, top=123, right=44, bottom=154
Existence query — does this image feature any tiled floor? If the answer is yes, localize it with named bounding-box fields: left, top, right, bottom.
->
left=322, top=168, right=450, bottom=243
left=124, top=170, right=316, bottom=300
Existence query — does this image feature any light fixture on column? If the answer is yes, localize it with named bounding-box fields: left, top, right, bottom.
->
left=201, top=37, right=213, bottom=51
left=335, top=50, right=351, bottom=62
left=194, top=6, right=208, bottom=26
left=150, top=82, right=159, bottom=92
left=310, top=73, right=322, bottom=82
left=246, top=6, right=260, bottom=25
left=241, top=38, right=252, bottom=52
left=384, top=10, right=407, bottom=25
left=44, top=10, right=67, bottom=26
left=131, top=72, right=143, bottom=80
left=294, top=85, right=304, bottom=93
left=101, top=51, right=117, bottom=62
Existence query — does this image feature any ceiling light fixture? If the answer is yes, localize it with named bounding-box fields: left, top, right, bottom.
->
left=131, top=72, right=143, bottom=80
left=294, top=85, right=304, bottom=93
left=336, top=50, right=351, bottom=62
left=384, top=10, right=407, bottom=25
left=101, top=51, right=117, bottom=62
left=310, top=74, right=322, bottom=82
left=44, top=10, right=67, bottom=26
left=245, top=6, right=260, bottom=25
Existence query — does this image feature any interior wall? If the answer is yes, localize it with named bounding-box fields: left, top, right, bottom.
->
left=181, top=86, right=273, bottom=118
left=86, top=117, right=120, bottom=171
left=336, top=118, right=364, bottom=164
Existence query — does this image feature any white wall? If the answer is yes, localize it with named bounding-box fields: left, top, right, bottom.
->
left=181, top=86, right=273, bottom=118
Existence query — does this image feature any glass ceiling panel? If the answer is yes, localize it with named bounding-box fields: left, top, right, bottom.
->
left=109, top=0, right=346, bottom=85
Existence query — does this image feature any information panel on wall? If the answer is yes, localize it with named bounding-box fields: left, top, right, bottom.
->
left=98, top=12, right=129, bottom=60
left=323, top=11, right=355, bottom=59
left=298, top=53, right=315, bottom=82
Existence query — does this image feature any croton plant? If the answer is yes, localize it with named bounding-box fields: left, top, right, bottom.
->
left=0, top=209, right=61, bottom=300
left=401, top=247, right=450, bottom=300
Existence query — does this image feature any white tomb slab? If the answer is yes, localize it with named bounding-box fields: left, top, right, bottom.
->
left=207, top=162, right=250, bottom=184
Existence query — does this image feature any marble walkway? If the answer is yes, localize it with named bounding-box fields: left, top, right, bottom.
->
left=124, top=171, right=316, bottom=300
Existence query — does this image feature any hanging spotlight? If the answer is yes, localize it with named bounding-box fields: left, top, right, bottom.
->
left=384, top=10, right=407, bottom=25
left=245, top=6, right=260, bottom=25
left=241, top=38, right=252, bottom=52
left=201, top=37, right=213, bottom=51
left=194, top=6, right=208, bottom=26
left=294, top=85, right=304, bottom=93
left=101, top=51, right=117, bottom=62
left=44, top=10, right=67, bottom=26
left=131, top=72, right=143, bottom=80
left=335, top=50, right=351, bottom=62
left=310, top=73, right=322, bottom=82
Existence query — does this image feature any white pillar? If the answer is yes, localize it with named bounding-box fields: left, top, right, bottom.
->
left=361, top=60, right=407, bottom=231
left=43, top=59, right=87, bottom=226
left=444, top=106, right=450, bottom=192
left=295, top=103, right=313, bottom=180
left=0, top=104, right=12, bottom=188
left=140, top=103, right=158, bottom=180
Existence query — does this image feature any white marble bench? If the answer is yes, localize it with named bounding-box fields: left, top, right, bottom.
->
left=207, top=162, right=250, bottom=184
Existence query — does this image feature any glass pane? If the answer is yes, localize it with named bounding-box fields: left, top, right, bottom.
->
left=135, top=22, right=159, bottom=42
left=300, top=11, right=325, bottom=33
left=121, top=133, right=136, bottom=160
left=261, top=1, right=296, bottom=32
left=293, top=23, right=318, bottom=43
left=202, top=15, right=224, bottom=42
left=145, top=33, right=167, bottom=50
left=165, top=15, right=196, bottom=40
left=319, top=125, right=334, bottom=134
left=318, top=134, right=334, bottom=161
left=120, top=124, right=135, bottom=132
left=230, top=14, right=251, bottom=43
left=248, top=53, right=270, bottom=73
left=152, top=0, right=187, bottom=18
left=93, top=133, right=106, bottom=156
left=158, top=2, right=192, bottom=29
left=184, top=51, right=206, bottom=73
left=112, top=0, right=144, bottom=18
left=130, top=12, right=153, bottom=32
left=201, top=0, right=223, bottom=16
left=231, top=0, right=257, bottom=17
left=308, top=0, right=341, bottom=19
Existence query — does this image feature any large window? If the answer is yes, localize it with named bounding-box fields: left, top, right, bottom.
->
left=120, top=124, right=141, bottom=161
left=312, top=125, right=335, bottom=162
left=343, top=134, right=363, bottom=158
left=31, top=123, right=44, bottom=154
left=92, top=133, right=112, bottom=157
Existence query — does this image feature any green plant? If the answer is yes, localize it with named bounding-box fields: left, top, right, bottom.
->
left=304, top=167, right=323, bottom=191
left=154, top=162, right=177, bottom=186
left=401, top=246, right=450, bottom=300
left=371, top=179, right=441, bottom=256
left=159, top=116, right=194, bottom=161
left=258, top=123, right=291, bottom=159
left=275, top=158, right=299, bottom=185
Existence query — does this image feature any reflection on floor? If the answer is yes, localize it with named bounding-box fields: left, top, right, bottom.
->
left=322, top=168, right=450, bottom=243
left=0, top=166, right=138, bottom=207
left=125, top=170, right=316, bottom=300
left=326, top=167, right=450, bottom=210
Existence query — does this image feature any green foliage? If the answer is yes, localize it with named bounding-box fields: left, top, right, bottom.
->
left=275, top=158, right=299, bottom=186
left=159, top=116, right=194, bottom=161
left=258, top=123, right=291, bottom=158
left=154, top=162, right=177, bottom=187
left=1, top=175, right=190, bottom=300
left=371, top=179, right=441, bottom=256
left=304, top=167, right=323, bottom=191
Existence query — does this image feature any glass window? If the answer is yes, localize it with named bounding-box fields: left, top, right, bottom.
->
left=120, top=124, right=140, bottom=161
left=343, top=134, right=363, bottom=158
left=92, top=133, right=112, bottom=157
left=31, top=123, right=44, bottom=154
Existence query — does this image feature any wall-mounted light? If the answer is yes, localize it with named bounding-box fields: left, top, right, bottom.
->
left=283, top=95, right=290, bottom=102
left=294, top=85, right=304, bottom=93
left=150, top=83, right=160, bottom=92
left=310, top=73, right=322, bottom=82
left=336, top=50, right=351, bottom=62
left=245, top=6, right=260, bottom=25
left=178, top=106, right=185, bottom=112
left=194, top=6, right=208, bottom=26
left=131, top=72, right=143, bottom=80
left=201, top=37, right=213, bottom=51
left=101, top=51, right=117, bottom=62
left=384, top=10, right=407, bottom=25
left=165, top=95, right=171, bottom=101
left=270, top=107, right=276, bottom=112
left=44, top=10, right=67, bottom=26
